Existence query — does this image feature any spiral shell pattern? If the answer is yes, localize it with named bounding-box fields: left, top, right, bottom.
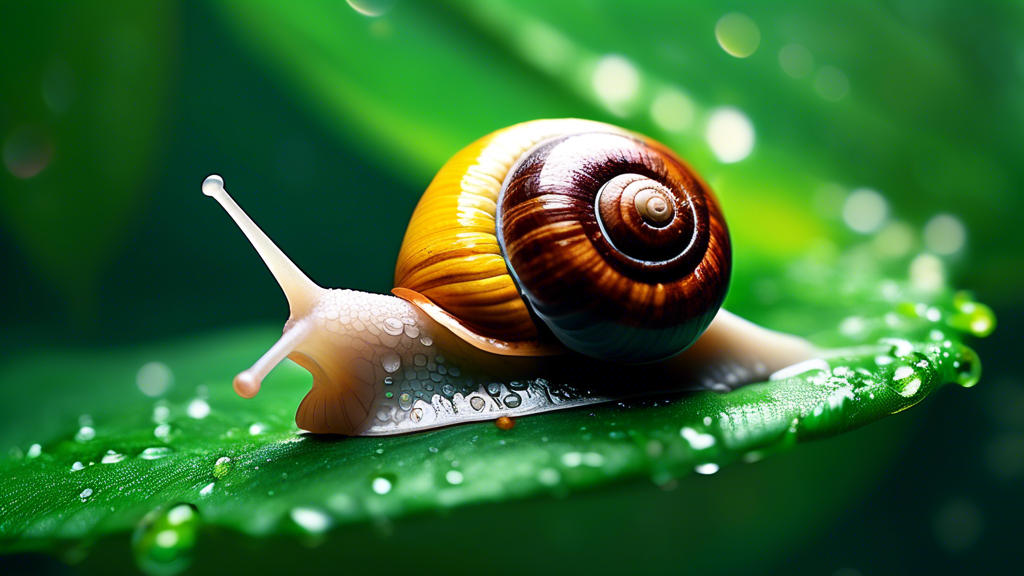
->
left=498, top=131, right=731, bottom=362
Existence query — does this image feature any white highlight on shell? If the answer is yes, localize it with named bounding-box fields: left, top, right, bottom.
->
left=705, top=107, right=755, bottom=163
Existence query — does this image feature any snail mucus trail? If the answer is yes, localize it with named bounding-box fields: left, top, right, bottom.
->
left=203, top=120, right=815, bottom=436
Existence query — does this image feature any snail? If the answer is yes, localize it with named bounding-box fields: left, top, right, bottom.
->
left=203, top=119, right=815, bottom=436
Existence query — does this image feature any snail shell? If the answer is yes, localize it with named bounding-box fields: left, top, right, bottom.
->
left=394, top=120, right=730, bottom=362
left=202, top=120, right=812, bottom=436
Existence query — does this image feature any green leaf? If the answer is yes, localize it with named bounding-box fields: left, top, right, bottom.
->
left=0, top=264, right=987, bottom=561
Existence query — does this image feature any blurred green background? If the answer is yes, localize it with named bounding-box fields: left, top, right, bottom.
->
left=1, top=1, right=1021, bottom=574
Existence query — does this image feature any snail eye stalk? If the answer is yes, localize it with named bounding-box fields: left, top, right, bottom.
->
left=202, top=174, right=323, bottom=398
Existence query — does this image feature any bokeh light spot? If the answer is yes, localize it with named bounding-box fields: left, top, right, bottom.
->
left=814, top=66, right=850, bottom=101
left=518, top=21, right=575, bottom=75
left=910, top=253, right=945, bottom=291
left=715, top=13, right=760, bottom=58
left=933, top=499, right=983, bottom=552
left=137, top=362, right=174, bottom=397
left=3, top=125, right=54, bottom=179
left=705, top=107, right=755, bottom=163
left=650, top=88, right=695, bottom=132
left=591, top=55, right=640, bottom=113
left=346, top=0, right=396, bottom=17
left=842, top=188, right=888, bottom=233
left=872, top=221, right=915, bottom=258
left=923, top=213, right=966, bottom=255
left=779, top=44, right=814, bottom=78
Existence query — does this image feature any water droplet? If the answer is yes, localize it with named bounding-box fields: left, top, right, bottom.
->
left=413, top=354, right=427, bottom=367
left=486, top=382, right=501, bottom=396
left=26, top=444, right=41, bottom=458
left=75, top=426, right=96, bottom=442
left=212, top=457, right=233, bottom=479
left=248, top=423, right=265, bottom=435
left=404, top=324, right=419, bottom=338
left=694, top=463, right=720, bottom=475
left=290, top=507, right=332, bottom=534
left=503, top=393, right=522, bottom=408
left=371, top=475, right=393, bottom=495
left=102, top=450, right=126, bottom=464
left=79, top=488, right=94, bottom=500
left=132, top=503, right=200, bottom=576
left=420, top=336, right=433, bottom=347
left=376, top=410, right=390, bottom=422
left=891, top=362, right=922, bottom=397
left=137, top=362, right=174, bottom=398
left=470, top=396, right=485, bottom=411
left=953, top=346, right=981, bottom=388
left=680, top=427, right=716, bottom=450
left=385, top=391, right=394, bottom=399
left=152, top=404, right=171, bottom=424
left=715, top=13, right=760, bottom=58
left=186, top=398, right=210, bottom=419
left=382, top=317, right=404, bottom=336
left=380, top=351, right=401, bottom=373
left=199, top=482, right=215, bottom=496
left=441, top=383, right=455, bottom=397
left=71, top=461, right=85, bottom=471
left=399, top=393, right=412, bottom=410
left=140, top=447, right=172, bottom=460
left=445, top=470, right=464, bottom=485
left=154, top=424, right=171, bottom=439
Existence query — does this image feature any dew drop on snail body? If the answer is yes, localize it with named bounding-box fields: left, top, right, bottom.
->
left=202, top=119, right=817, bottom=436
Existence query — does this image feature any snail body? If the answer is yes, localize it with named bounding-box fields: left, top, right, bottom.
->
left=203, top=119, right=814, bottom=435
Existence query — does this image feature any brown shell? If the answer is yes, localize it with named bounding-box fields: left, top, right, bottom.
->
left=395, top=119, right=730, bottom=361
left=498, top=131, right=731, bottom=362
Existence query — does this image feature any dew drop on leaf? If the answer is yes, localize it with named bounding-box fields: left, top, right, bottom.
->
left=212, top=457, right=233, bottom=479
left=132, top=503, right=200, bottom=576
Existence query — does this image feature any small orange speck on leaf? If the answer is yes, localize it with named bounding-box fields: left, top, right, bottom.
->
left=495, top=416, right=515, bottom=430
